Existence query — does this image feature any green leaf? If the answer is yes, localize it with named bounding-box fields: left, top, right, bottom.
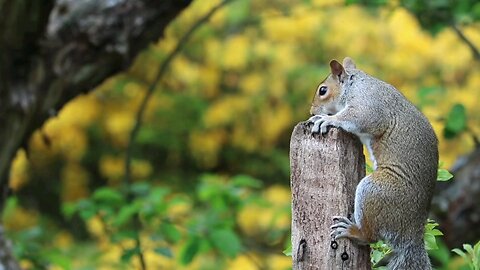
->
left=130, top=182, right=151, bottom=196
left=2, top=196, right=18, bottom=220
left=371, top=249, right=384, bottom=265
left=345, top=0, right=359, bottom=4
left=92, top=187, right=124, bottom=205
left=154, top=247, right=173, bottom=258
left=209, top=229, right=242, bottom=258
left=464, top=244, right=474, bottom=255
left=430, top=229, right=444, bottom=236
left=62, top=202, right=78, bottom=219
left=180, top=237, right=201, bottom=265
left=148, top=187, right=170, bottom=204
left=444, top=104, right=467, bottom=139
left=121, top=247, right=141, bottom=263
left=79, top=209, right=96, bottom=221
left=231, top=175, right=262, bottom=188
left=45, top=251, right=71, bottom=270
left=113, top=203, right=140, bottom=227
left=437, top=168, right=453, bottom=181
left=283, top=244, right=292, bottom=256
left=424, top=233, right=438, bottom=250
left=160, top=223, right=181, bottom=244
left=227, top=0, right=251, bottom=25
left=111, top=230, right=138, bottom=243
left=417, top=86, right=444, bottom=107
left=452, top=248, right=468, bottom=260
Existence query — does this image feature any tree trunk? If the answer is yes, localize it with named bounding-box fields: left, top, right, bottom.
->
left=432, top=145, right=480, bottom=248
left=290, top=122, right=370, bottom=270
left=0, top=0, right=191, bottom=268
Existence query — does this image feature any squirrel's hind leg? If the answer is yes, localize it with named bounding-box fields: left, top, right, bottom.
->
left=331, top=216, right=370, bottom=245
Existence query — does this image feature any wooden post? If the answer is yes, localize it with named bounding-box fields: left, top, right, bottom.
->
left=290, top=122, right=371, bottom=270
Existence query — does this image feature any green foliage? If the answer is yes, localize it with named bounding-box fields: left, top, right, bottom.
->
left=371, top=240, right=391, bottom=270
left=370, top=219, right=443, bottom=269
left=400, top=0, right=480, bottom=33
left=282, top=243, right=292, bottom=256
left=425, top=220, right=444, bottom=250
left=417, top=86, right=445, bottom=108
left=444, top=104, right=467, bottom=139
left=61, top=175, right=262, bottom=267
left=437, top=168, right=454, bottom=181
left=356, top=0, right=480, bottom=34
left=452, top=241, right=480, bottom=270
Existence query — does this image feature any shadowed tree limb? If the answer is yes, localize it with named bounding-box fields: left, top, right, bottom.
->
left=451, top=24, right=480, bottom=62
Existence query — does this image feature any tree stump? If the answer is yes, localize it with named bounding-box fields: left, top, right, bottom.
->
left=290, top=122, right=371, bottom=270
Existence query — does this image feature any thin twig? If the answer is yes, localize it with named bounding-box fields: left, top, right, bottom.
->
left=123, top=1, right=234, bottom=269
left=451, top=24, right=480, bottom=62
left=124, top=0, right=234, bottom=188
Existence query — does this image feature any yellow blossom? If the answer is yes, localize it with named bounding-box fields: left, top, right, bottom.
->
left=266, top=254, right=291, bottom=270
left=228, top=254, right=259, bottom=270
left=203, top=96, right=249, bottom=127
left=4, top=206, right=38, bottom=231
left=58, top=94, right=100, bottom=127
left=258, top=104, right=292, bottom=146
left=44, top=122, right=88, bottom=161
left=240, top=73, right=264, bottom=94
left=264, top=185, right=290, bottom=206
left=132, top=159, right=153, bottom=180
left=199, top=66, right=221, bottom=98
left=104, top=111, right=134, bottom=146
left=222, top=35, right=250, bottom=70
left=54, top=231, right=73, bottom=248
left=61, top=162, right=89, bottom=202
left=172, top=56, right=199, bottom=85
left=87, top=216, right=105, bottom=239
left=99, top=155, right=124, bottom=181
left=189, top=130, right=226, bottom=168
left=9, top=149, right=29, bottom=191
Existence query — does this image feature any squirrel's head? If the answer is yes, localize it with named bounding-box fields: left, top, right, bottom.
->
left=310, top=57, right=356, bottom=116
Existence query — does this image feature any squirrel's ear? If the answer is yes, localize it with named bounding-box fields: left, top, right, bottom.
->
left=329, top=60, right=345, bottom=81
left=343, top=57, right=356, bottom=69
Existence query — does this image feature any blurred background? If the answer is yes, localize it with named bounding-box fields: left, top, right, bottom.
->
left=3, top=0, right=480, bottom=269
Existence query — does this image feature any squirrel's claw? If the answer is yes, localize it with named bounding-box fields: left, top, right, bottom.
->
left=332, top=216, right=353, bottom=224
left=331, top=215, right=355, bottom=240
left=308, top=115, right=331, bottom=134
left=330, top=227, right=349, bottom=240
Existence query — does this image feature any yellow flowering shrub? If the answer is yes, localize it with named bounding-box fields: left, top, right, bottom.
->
left=5, top=0, right=480, bottom=269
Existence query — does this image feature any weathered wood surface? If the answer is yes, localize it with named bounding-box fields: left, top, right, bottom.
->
left=290, top=122, right=370, bottom=270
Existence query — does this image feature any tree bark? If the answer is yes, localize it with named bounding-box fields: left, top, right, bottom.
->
left=432, top=146, right=480, bottom=248
left=0, top=0, right=191, bottom=268
left=290, top=122, right=370, bottom=270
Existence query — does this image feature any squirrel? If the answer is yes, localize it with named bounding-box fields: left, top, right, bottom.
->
left=308, top=57, right=438, bottom=270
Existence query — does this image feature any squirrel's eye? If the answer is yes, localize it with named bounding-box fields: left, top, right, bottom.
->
left=318, top=86, right=327, bottom=96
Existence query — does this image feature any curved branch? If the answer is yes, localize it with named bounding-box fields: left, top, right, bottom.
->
left=124, top=0, right=234, bottom=188
left=451, top=24, right=480, bottom=62
left=122, top=1, right=234, bottom=269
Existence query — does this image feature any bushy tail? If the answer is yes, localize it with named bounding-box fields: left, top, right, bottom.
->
left=387, top=244, right=431, bottom=270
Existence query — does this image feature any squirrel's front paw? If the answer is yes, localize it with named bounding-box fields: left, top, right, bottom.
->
left=307, top=115, right=334, bottom=134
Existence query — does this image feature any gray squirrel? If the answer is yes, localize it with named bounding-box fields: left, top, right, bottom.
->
left=308, top=57, right=438, bottom=269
